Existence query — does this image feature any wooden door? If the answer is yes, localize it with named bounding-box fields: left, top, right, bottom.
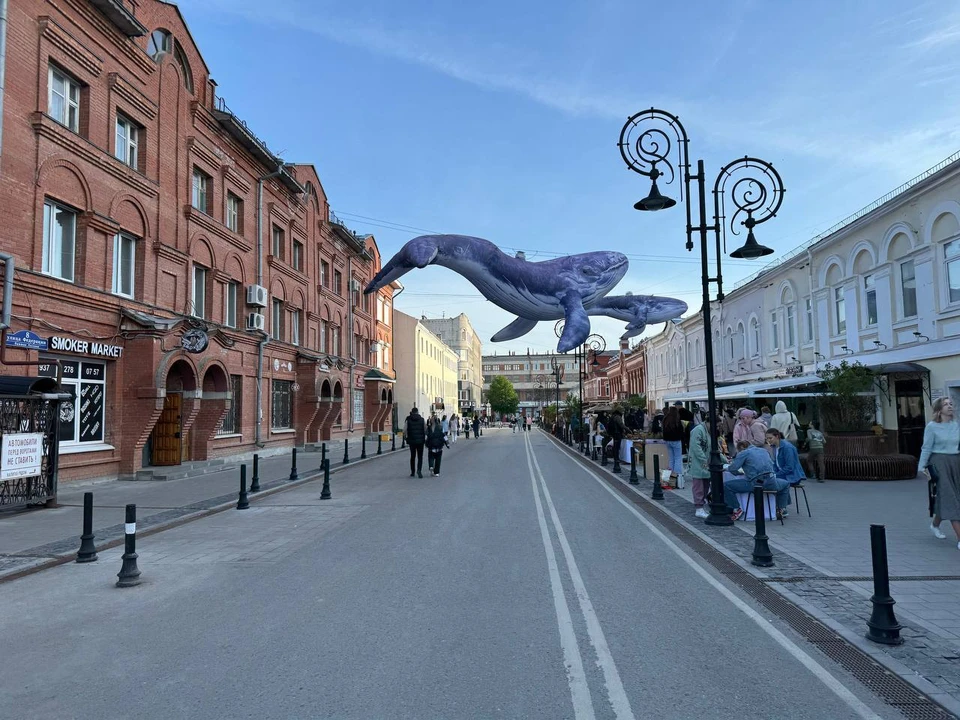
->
left=151, top=393, right=182, bottom=466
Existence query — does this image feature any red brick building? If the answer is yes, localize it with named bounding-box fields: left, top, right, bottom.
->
left=605, top=340, right=646, bottom=403
left=0, top=0, right=397, bottom=481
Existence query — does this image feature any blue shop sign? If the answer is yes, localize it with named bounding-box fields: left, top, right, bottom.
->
left=5, top=330, right=48, bottom=351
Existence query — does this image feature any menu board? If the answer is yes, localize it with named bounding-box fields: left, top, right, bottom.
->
left=78, top=382, right=104, bottom=442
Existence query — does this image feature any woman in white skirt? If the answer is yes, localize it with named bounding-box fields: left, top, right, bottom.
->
left=920, top=397, right=960, bottom=548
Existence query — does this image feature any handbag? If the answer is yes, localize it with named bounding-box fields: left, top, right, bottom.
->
left=787, top=413, right=799, bottom=443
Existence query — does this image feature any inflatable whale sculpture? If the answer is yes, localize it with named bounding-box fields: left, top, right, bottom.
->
left=364, top=234, right=687, bottom=351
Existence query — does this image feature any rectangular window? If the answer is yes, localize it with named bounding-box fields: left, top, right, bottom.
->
left=192, top=168, right=210, bottom=213
left=786, top=305, right=796, bottom=347
left=864, top=274, right=878, bottom=326
left=804, top=298, right=813, bottom=343
left=192, top=265, right=207, bottom=318
left=353, top=388, right=365, bottom=426
left=900, top=260, right=917, bottom=318
left=384, top=346, right=390, bottom=368
left=42, top=200, right=76, bottom=282
left=112, top=233, right=136, bottom=298
left=225, top=281, right=238, bottom=328
left=320, top=320, right=328, bottom=353
left=946, top=240, right=960, bottom=304
left=331, top=326, right=340, bottom=356
left=320, top=259, right=330, bottom=288
left=770, top=311, right=779, bottom=350
left=40, top=358, right=105, bottom=445
left=334, top=270, right=343, bottom=296
left=293, top=240, right=303, bottom=271
left=835, top=287, right=846, bottom=334
left=272, top=225, right=284, bottom=259
left=271, top=380, right=292, bottom=430
left=271, top=299, right=283, bottom=341
left=218, top=375, right=242, bottom=435
left=226, top=193, right=242, bottom=233
left=291, top=309, right=301, bottom=346
left=115, top=114, right=139, bottom=169
left=48, top=66, right=80, bottom=132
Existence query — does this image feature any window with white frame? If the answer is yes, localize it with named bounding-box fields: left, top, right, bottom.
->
left=751, top=318, right=760, bottom=356
left=42, top=200, right=76, bottom=282
left=835, top=287, right=846, bottom=333
left=290, top=309, right=301, bottom=346
left=804, top=298, right=813, bottom=343
left=946, top=239, right=960, bottom=304
left=900, top=260, right=917, bottom=318
left=226, top=193, right=242, bottom=233
left=293, top=240, right=303, bottom=271
left=384, top=345, right=390, bottom=368
left=40, top=358, right=105, bottom=445
left=271, top=299, right=283, bottom=341
left=192, top=265, right=207, bottom=318
left=217, top=375, right=242, bottom=435
left=225, top=281, right=238, bottom=328
left=695, top=338, right=702, bottom=366
left=115, top=114, right=139, bottom=169
left=786, top=304, right=796, bottom=347
left=147, top=29, right=172, bottom=61
left=48, top=66, right=80, bottom=132
left=863, top=274, right=878, bottom=326
left=320, top=320, right=328, bottom=353
left=770, top=311, right=779, bottom=351
left=320, top=259, right=330, bottom=288
left=112, top=233, right=136, bottom=298
left=192, top=168, right=210, bottom=213
left=272, top=225, right=284, bottom=260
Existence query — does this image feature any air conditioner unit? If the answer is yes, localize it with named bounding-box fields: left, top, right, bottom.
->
left=350, top=279, right=361, bottom=292
left=246, top=284, right=268, bottom=307
left=246, top=313, right=266, bottom=331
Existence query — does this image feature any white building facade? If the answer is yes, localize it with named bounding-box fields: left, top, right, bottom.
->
left=645, top=151, right=960, bottom=458
left=393, top=311, right=460, bottom=418
left=420, top=315, right=484, bottom=415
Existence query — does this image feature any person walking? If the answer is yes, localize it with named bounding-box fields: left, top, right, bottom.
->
left=920, top=397, right=960, bottom=547
left=662, top=405, right=684, bottom=481
left=512, top=416, right=517, bottom=434
left=608, top=409, right=626, bottom=472
left=426, top=415, right=448, bottom=477
left=688, top=420, right=712, bottom=518
left=526, top=414, right=533, bottom=433
left=770, top=401, right=800, bottom=444
left=806, top=420, right=826, bottom=482
left=404, top=407, right=427, bottom=478
left=449, top=414, right=459, bottom=444
left=441, top=414, right=449, bottom=436
left=472, top=415, right=481, bottom=438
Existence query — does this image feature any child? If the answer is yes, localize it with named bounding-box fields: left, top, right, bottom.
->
left=807, top=420, right=827, bottom=482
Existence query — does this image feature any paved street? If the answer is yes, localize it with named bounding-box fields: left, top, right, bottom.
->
left=0, top=429, right=896, bottom=719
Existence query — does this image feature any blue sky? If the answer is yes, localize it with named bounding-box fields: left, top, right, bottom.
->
left=177, top=0, right=960, bottom=356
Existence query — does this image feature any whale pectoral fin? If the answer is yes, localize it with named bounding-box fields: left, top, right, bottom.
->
left=620, top=307, right=648, bottom=339
left=557, top=291, right=590, bottom=353
left=491, top=317, right=538, bottom=343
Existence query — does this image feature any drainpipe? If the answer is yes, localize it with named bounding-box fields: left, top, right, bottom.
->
left=254, top=166, right=283, bottom=448
left=0, top=0, right=7, bottom=172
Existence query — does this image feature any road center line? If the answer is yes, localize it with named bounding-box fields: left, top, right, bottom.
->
left=539, top=435, right=881, bottom=720
left=527, top=432, right=637, bottom=720
left=525, top=430, right=596, bottom=719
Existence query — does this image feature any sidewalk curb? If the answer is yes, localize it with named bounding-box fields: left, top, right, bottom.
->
left=540, top=430, right=960, bottom=719
left=0, top=447, right=401, bottom=585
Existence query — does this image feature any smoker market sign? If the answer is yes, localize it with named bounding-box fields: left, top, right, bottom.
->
left=49, top=336, right=123, bottom=358
left=1, top=433, right=44, bottom=480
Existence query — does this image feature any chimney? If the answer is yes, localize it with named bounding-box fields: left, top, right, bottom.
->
left=620, top=338, right=629, bottom=352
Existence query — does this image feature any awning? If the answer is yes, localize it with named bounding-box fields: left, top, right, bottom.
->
left=666, top=374, right=825, bottom=403
left=363, top=369, right=396, bottom=384
left=868, top=361, right=929, bottom=375
left=0, top=376, right=67, bottom=397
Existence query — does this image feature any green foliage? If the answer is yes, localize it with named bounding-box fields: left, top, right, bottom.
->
left=624, top=393, right=646, bottom=411
left=817, top=361, right=877, bottom=432
left=564, top=392, right=582, bottom=422
left=543, top=403, right=559, bottom=425
left=487, top=375, right=519, bottom=416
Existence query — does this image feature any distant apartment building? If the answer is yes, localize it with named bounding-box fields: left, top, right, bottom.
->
left=393, top=311, right=459, bottom=418
left=482, top=350, right=580, bottom=416
left=420, top=314, right=483, bottom=415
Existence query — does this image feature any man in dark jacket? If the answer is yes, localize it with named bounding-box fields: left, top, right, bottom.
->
left=608, top=409, right=626, bottom=473
left=404, top=407, right=427, bottom=478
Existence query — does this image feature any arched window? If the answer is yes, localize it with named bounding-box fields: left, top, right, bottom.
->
left=750, top=317, right=761, bottom=357
left=174, top=41, right=194, bottom=93
left=147, top=29, right=171, bottom=60
left=695, top=338, right=701, bottom=367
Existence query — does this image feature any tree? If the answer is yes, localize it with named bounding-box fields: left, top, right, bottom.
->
left=564, top=392, right=583, bottom=423
left=817, top=361, right=877, bottom=432
left=487, top=375, right=519, bottom=416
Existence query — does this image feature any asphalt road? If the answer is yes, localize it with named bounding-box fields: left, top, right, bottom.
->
left=0, top=429, right=897, bottom=719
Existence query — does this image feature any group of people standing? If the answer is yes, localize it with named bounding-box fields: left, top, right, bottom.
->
left=402, top=408, right=482, bottom=478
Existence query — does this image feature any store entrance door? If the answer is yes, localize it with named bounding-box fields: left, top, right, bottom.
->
left=151, top=392, right=182, bottom=466
left=896, top=379, right=925, bottom=459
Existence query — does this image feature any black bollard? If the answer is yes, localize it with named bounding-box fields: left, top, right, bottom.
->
left=343, top=438, right=350, bottom=465
left=377, top=435, right=383, bottom=455
left=652, top=454, right=664, bottom=500
left=321, top=443, right=327, bottom=467
left=591, top=443, right=597, bottom=462
left=76, top=491, right=98, bottom=563
left=116, top=504, right=142, bottom=587
left=866, top=524, right=903, bottom=645
left=392, top=432, right=396, bottom=452
left=320, top=458, right=332, bottom=500
left=289, top=447, right=299, bottom=481
left=361, top=437, right=367, bottom=460
left=250, top=453, right=261, bottom=493
left=628, top=448, right=639, bottom=485
left=237, top=464, right=250, bottom=509
left=750, top=486, right=774, bottom=567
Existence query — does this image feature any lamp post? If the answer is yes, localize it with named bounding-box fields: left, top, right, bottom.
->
left=535, top=374, right=546, bottom=426
left=619, top=108, right=785, bottom=526
left=549, top=356, right=563, bottom=433
left=581, top=334, right=606, bottom=455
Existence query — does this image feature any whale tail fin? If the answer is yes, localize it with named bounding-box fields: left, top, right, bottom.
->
left=364, top=235, right=441, bottom=294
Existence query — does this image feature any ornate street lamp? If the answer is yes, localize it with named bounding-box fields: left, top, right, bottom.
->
left=619, top=108, right=785, bottom=526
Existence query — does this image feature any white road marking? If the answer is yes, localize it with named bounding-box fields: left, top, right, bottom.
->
left=525, top=432, right=596, bottom=719
left=527, top=432, right=637, bottom=720
left=541, top=436, right=882, bottom=720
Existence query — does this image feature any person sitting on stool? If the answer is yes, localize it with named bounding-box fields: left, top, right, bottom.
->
left=766, top=428, right=803, bottom=517
left=723, top=440, right=791, bottom=522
